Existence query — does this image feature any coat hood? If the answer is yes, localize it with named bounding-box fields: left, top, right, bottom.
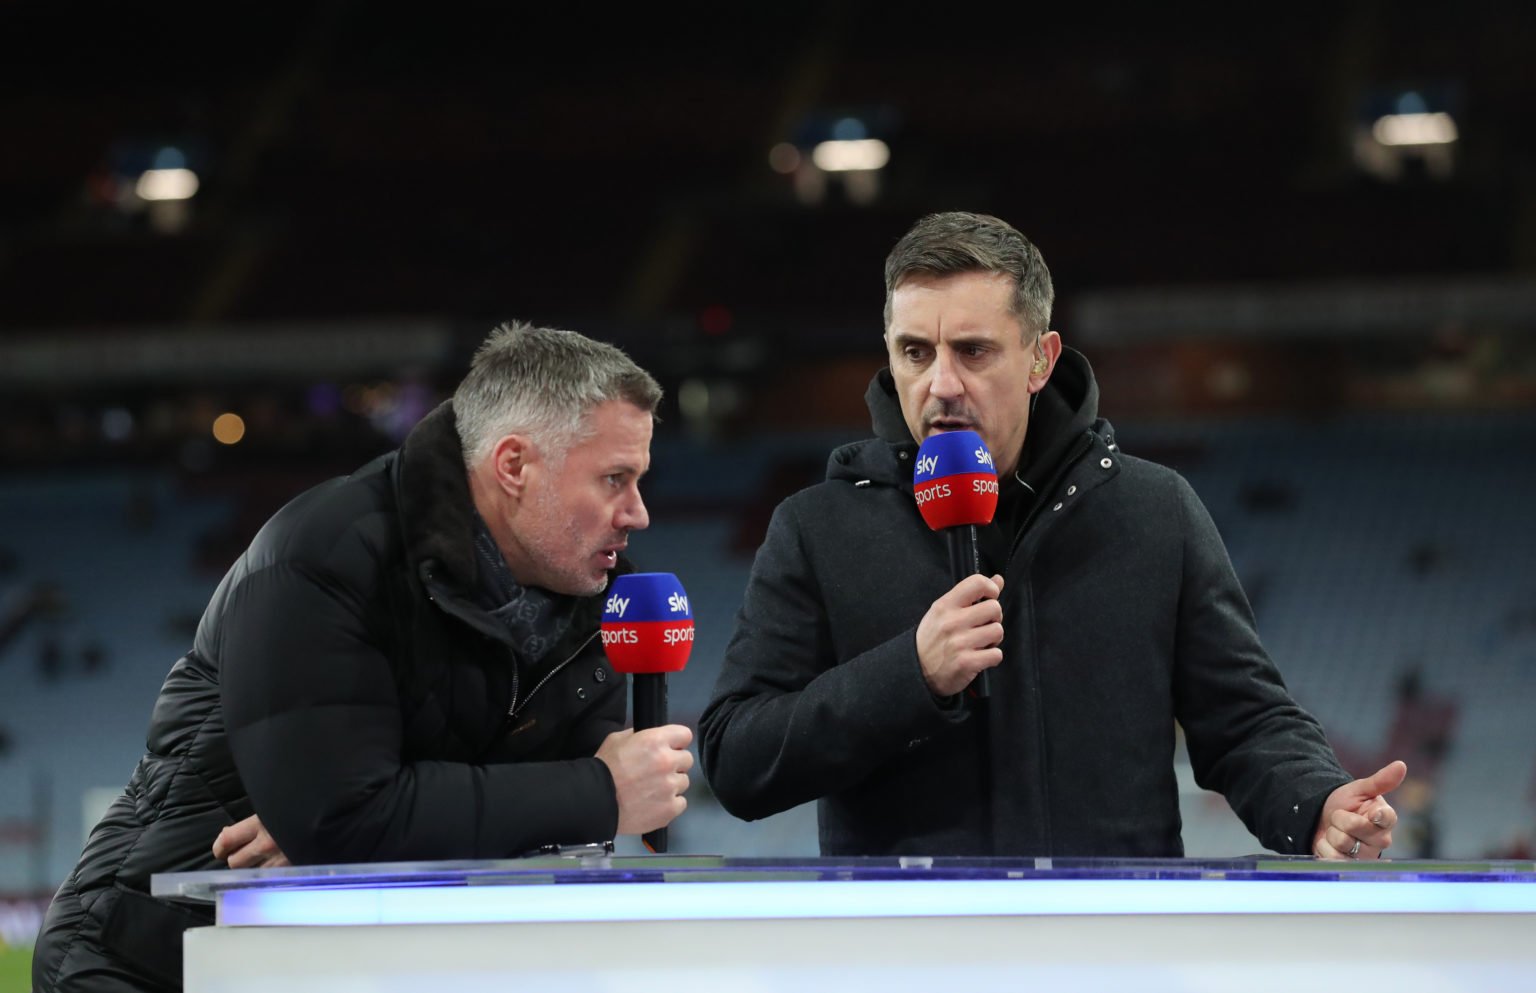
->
left=828, top=346, right=1106, bottom=492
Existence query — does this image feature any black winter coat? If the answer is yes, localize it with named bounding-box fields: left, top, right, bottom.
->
left=34, top=404, right=626, bottom=992
left=699, top=350, right=1349, bottom=857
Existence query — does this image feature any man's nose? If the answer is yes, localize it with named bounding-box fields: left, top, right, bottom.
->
left=619, top=488, right=650, bottom=532
left=928, top=350, right=963, bottom=399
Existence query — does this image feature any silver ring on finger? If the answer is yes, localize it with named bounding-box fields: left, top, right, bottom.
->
left=1347, top=839, right=1362, bottom=859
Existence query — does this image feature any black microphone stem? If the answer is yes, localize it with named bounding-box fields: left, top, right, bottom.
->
left=946, top=525, right=990, bottom=699
left=632, top=673, right=667, bottom=732
left=632, top=672, right=670, bottom=853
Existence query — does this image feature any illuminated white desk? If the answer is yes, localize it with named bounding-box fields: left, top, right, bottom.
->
left=154, top=855, right=1536, bottom=993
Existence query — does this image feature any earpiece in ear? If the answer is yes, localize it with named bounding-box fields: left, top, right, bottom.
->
left=1032, top=353, right=1048, bottom=375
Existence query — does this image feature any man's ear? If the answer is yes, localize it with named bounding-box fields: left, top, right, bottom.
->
left=1028, top=330, right=1064, bottom=393
left=488, top=433, right=535, bottom=500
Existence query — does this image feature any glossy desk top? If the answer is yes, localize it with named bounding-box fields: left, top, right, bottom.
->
left=153, top=854, right=1536, bottom=926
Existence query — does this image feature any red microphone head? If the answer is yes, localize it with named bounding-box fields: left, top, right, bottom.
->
left=600, top=572, right=693, bottom=674
left=913, top=430, right=998, bottom=530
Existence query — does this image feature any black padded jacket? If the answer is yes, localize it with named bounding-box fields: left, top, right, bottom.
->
left=34, top=403, right=627, bottom=992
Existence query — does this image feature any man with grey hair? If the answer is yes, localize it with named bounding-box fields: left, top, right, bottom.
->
left=701, top=212, right=1405, bottom=860
left=35, top=321, right=693, bottom=993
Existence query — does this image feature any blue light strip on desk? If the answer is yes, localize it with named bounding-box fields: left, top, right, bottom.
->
left=217, top=878, right=1536, bottom=927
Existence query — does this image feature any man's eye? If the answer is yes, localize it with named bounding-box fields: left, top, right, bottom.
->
left=903, top=346, right=928, bottom=362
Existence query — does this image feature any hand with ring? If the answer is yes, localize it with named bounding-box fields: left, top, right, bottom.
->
left=1311, top=760, right=1406, bottom=860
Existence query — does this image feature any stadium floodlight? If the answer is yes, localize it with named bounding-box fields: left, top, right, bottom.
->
left=136, top=168, right=201, bottom=201
left=811, top=139, right=890, bottom=172
left=1372, top=112, right=1458, bottom=147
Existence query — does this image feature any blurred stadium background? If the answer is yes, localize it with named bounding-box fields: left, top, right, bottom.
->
left=3, top=4, right=1535, bottom=980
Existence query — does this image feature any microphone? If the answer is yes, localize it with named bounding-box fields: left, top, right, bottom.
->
left=913, top=430, right=999, bottom=697
left=600, top=571, right=694, bottom=853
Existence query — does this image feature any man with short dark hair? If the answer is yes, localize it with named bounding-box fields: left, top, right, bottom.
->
left=35, top=321, right=693, bottom=993
left=700, top=211, right=1404, bottom=860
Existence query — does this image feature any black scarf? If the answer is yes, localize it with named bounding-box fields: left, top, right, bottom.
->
left=470, top=512, right=576, bottom=666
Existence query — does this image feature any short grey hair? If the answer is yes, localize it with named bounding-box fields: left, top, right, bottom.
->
left=883, top=211, right=1054, bottom=341
left=452, top=321, right=662, bottom=468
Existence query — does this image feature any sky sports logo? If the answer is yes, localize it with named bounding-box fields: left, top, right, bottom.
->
left=913, top=433, right=995, bottom=482
left=913, top=429, right=998, bottom=530
left=599, top=625, right=694, bottom=646
left=602, top=591, right=690, bottom=619
left=599, top=571, right=695, bottom=673
left=914, top=476, right=998, bottom=506
left=598, top=617, right=695, bottom=671
left=913, top=446, right=992, bottom=475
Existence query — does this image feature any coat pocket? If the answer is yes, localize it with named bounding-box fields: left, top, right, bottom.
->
left=99, top=884, right=215, bottom=990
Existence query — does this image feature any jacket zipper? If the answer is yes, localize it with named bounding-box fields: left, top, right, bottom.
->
left=510, top=630, right=599, bottom=721
left=423, top=571, right=592, bottom=725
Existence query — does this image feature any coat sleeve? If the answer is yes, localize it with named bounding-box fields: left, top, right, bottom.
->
left=1169, top=475, right=1350, bottom=854
left=219, top=561, right=619, bottom=865
left=698, top=495, right=968, bottom=822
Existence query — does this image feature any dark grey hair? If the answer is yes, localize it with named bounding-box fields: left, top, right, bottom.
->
left=452, top=321, right=662, bottom=467
left=883, top=211, right=1054, bottom=340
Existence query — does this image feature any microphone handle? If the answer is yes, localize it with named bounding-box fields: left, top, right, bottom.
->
left=945, top=525, right=990, bottom=699
left=632, top=672, right=667, bottom=731
left=632, top=672, right=669, bottom=853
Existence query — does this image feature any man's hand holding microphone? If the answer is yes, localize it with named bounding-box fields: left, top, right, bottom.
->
left=594, top=725, right=693, bottom=837
left=597, top=571, right=696, bottom=851
left=917, top=572, right=1006, bottom=698
left=913, top=430, right=1004, bottom=699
